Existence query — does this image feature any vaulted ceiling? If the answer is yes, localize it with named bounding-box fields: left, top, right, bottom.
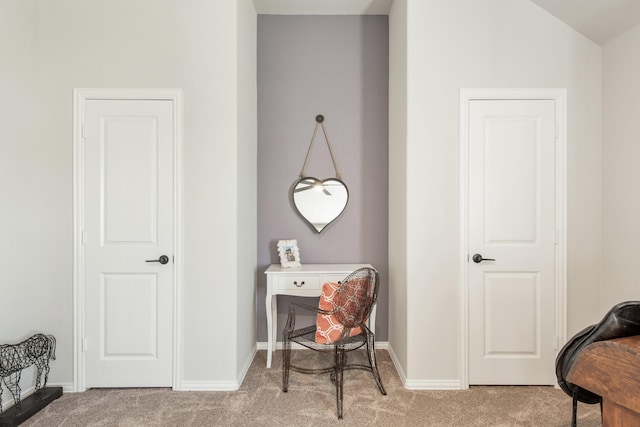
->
left=253, top=0, right=640, bottom=46
left=529, top=0, right=640, bottom=45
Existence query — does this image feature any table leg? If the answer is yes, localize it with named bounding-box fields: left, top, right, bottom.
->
left=271, top=296, right=278, bottom=367
left=266, top=291, right=273, bottom=368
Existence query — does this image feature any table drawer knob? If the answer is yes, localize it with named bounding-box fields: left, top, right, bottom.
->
left=293, top=281, right=305, bottom=287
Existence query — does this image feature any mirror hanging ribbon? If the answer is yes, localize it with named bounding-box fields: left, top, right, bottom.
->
left=293, top=115, right=349, bottom=233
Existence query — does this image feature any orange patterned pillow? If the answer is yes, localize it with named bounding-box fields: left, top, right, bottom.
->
left=315, top=282, right=363, bottom=344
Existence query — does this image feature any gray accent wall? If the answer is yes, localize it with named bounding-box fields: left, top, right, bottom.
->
left=257, top=15, right=389, bottom=341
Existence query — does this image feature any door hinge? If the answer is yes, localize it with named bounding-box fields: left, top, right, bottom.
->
left=554, top=335, right=560, bottom=351
left=555, top=122, right=559, bottom=139
left=82, top=337, right=88, bottom=352
left=82, top=230, right=87, bottom=245
left=555, top=230, right=559, bottom=245
left=82, top=123, right=87, bottom=139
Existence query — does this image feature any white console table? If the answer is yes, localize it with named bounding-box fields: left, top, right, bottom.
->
left=264, top=263, right=375, bottom=368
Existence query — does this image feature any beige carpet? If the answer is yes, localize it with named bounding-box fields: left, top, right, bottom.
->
left=24, top=350, right=601, bottom=426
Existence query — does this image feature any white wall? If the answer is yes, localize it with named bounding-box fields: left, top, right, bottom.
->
left=236, top=0, right=258, bottom=379
left=0, top=0, right=38, bottom=340
left=3, top=0, right=610, bottom=392
left=389, top=0, right=602, bottom=385
left=388, top=0, right=408, bottom=379
left=602, top=24, right=640, bottom=309
left=0, top=0, right=39, bottom=406
left=30, top=0, right=256, bottom=388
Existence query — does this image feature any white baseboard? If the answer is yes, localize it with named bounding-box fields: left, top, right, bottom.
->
left=386, top=343, right=407, bottom=385
left=48, top=343, right=461, bottom=393
left=180, top=345, right=257, bottom=392
left=256, top=341, right=389, bottom=351
left=236, top=344, right=257, bottom=387
left=259, top=341, right=459, bottom=389
left=49, top=382, right=75, bottom=393
left=387, top=343, right=463, bottom=390
left=1, top=385, right=35, bottom=411
left=2, top=382, right=73, bottom=411
left=180, top=380, right=239, bottom=391
left=403, top=379, right=462, bottom=390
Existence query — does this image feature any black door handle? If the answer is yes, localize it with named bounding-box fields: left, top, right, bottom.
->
left=472, top=254, right=495, bottom=263
left=146, top=255, right=169, bottom=265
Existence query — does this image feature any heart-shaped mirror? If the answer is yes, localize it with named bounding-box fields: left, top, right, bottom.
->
left=293, top=177, right=349, bottom=233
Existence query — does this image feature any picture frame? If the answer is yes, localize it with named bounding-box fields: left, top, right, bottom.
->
left=277, top=239, right=301, bottom=268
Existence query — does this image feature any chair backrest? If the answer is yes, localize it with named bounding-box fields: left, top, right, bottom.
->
left=332, top=267, right=379, bottom=329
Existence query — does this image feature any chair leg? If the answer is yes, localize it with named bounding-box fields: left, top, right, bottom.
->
left=366, top=331, right=386, bottom=395
left=599, top=398, right=603, bottom=424
left=571, top=391, right=577, bottom=427
left=334, top=346, right=345, bottom=420
left=282, top=331, right=291, bottom=393
left=282, top=306, right=298, bottom=393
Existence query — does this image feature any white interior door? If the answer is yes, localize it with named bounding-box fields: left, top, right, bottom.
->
left=468, top=99, right=556, bottom=385
left=84, top=99, right=174, bottom=387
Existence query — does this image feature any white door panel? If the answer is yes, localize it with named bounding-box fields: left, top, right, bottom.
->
left=84, top=99, right=174, bottom=387
left=468, top=99, right=556, bottom=385
left=102, top=116, right=159, bottom=244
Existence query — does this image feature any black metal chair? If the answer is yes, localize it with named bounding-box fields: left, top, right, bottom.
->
left=282, top=267, right=386, bottom=419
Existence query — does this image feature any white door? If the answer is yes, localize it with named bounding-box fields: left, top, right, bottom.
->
left=468, top=99, right=556, bottom=385
left=84, top=99, right=174, bottom=387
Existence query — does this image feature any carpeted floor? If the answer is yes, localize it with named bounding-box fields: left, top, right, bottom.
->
left=23, top=350, right=601, bottom=426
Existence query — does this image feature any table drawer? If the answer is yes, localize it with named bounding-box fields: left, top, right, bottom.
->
left=322, top=274, right=348, bottom=284
left=278, top=275, right=320, bottom=291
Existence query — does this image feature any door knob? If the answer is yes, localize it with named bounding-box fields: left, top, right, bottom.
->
left=472, top=254, right=495, bottom=263
left=146, top=255, right=169, bottom=265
